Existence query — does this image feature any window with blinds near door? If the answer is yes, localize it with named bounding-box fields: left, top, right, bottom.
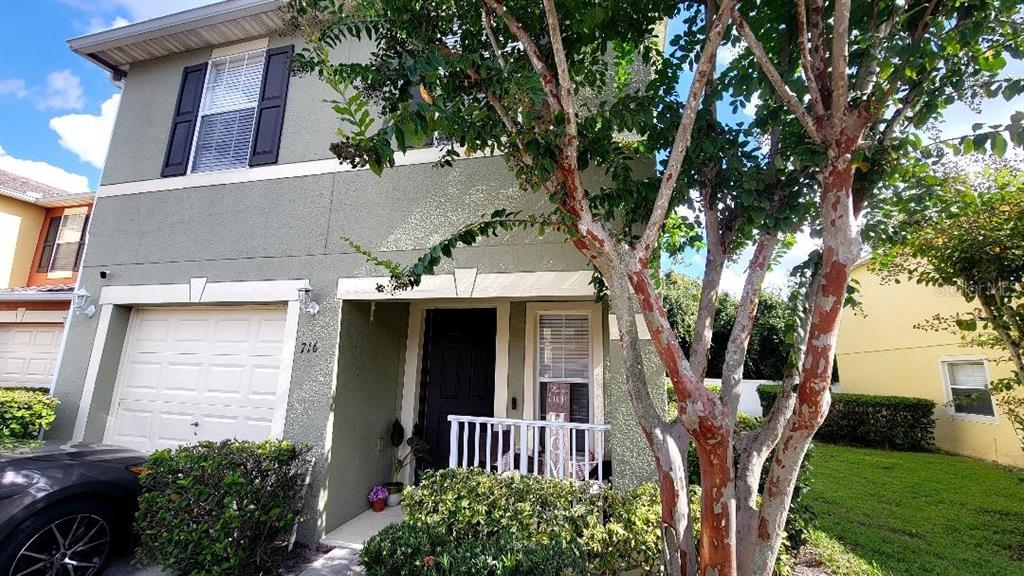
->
left=191, top=50, right=266, bottom=173
left=944, top=360, right=995, bottom=417
left=538, top=313, right=592, bottom=425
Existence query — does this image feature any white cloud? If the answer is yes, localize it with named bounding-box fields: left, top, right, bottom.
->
left=717, top=44, right=742, bottom=68
left=741, top=91, right=761, bottom=118
left=65, top=0, right=218, bottom=27
left=37, top=70, right=85, bottom=111
left=85, top=15, right=131, bottom=34
left=717, top=230, right=819, bottom=297
left=0, top=145, right=91, bottom=193
left=49, top=94, right=120, bottom=169
left=0, top=78, right=28, bottom=99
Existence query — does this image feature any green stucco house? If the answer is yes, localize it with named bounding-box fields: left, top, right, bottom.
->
left=52, top=0, right=663, bottom=544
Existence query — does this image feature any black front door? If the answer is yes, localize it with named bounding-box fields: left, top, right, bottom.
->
left=418, top=308, right=496, bottom=472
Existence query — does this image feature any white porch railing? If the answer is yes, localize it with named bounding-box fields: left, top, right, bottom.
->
left=447, top=415, right=610, bottom=482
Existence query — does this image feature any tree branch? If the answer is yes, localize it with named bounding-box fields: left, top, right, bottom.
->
left=720, top=232, right=780, bottom=430
left=481, top=6, right=508, bottom=69
left=626, top=262, right=722, bottom=438
left=634, top=0, right=738, bottom=263
left=689, top=186, right=727, bottom=381
left=830, top=0, right=852, bottom=134
left=733, top=9, right=822, bottom=143
left=480, top=0, right=562, bottom=110
left=608, top=259, right=666, bottom=433
left=795, top=0, right=825, bottom=117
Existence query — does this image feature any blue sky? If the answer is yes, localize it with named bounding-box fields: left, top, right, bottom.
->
left=0, top=1, right=1019, bottom=289
left=0, top=0, right=212, bottom=192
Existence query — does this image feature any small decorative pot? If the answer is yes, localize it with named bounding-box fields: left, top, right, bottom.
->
left=384, top=481, right=405, bottom=507
left=371, top=499, right=387, bottom=512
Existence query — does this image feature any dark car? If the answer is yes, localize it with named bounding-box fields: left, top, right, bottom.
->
left=0, top=443, right=147, bottom=576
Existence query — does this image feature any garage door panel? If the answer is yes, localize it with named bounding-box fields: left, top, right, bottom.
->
left=109, top=399, right=277, bottom=450
left=0, top=324, right=62, bottom=388
left=107, top=307, right=288, bottom=451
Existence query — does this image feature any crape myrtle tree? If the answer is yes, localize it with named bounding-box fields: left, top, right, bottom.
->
left=284, top=0, right=1022, bottom=573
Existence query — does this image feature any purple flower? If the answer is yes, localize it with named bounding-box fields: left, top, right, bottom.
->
left=368, top=485, right=389, bottom=503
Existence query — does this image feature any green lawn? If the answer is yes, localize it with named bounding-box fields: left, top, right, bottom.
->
left=804, top=443, right=1024, bottom=576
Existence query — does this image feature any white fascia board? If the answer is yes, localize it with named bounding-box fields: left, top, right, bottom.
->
left=35, top=193, right=95, bottom=208
left=68, top=0, right=282, bottom=54
left=0, top=292, right=73, bottom=302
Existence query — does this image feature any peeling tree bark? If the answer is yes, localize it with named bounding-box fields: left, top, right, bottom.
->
left=750, top=137, right=864, bottom=575
left=607, top=259, right=698, bottom=576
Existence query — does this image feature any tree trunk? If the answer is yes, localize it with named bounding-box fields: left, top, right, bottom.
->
left=654, top=424, right=699, bottom=576
left=749, top=144, right=863, bottom=576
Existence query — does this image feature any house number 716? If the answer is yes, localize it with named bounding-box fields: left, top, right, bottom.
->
left=299, top=342, right=319, bottom=354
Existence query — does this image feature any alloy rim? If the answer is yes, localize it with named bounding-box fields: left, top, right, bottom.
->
left=9, top=514, right=110, bottom=576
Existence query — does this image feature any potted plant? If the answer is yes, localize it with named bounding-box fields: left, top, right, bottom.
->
left=368, top=485, right=388, bottom=512
left=383, top=421, right=429, bottom=507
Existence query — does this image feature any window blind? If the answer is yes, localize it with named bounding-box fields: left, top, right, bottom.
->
left=191, top=50, right=265, bottom=172
left=538, top=314, right=590, bottom=381
left=947, top=362, right=987, bottom=389
left=538, top=313, right=591, bottom=424
left=49, top=213, right=87, bottom=272
left=947, top=361, right=994, bottom=416
left=192, top=109, right=257, bottom=173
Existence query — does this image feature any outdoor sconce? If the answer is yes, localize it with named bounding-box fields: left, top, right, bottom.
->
left=297, top=282, right=319, bottom=316
left=72, top=287, right=96, bottom=319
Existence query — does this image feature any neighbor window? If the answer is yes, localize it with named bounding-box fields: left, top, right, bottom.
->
left=944, top=360, right=995, bottom=417
left=190, top=49, right=266, bottom=173
left=537, top=313, right=592, bottom=425
left=37, top=212, right=88, bottom=274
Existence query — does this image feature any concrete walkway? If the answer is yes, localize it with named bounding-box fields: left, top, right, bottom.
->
left=299, top=505, right=405, bottom=576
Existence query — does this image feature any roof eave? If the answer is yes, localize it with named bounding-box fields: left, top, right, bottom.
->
left=68, top=0, right=283, bottom=75
left=0, top=188, right=95, bottom=207
left=0, top=292, right=73, bottom=302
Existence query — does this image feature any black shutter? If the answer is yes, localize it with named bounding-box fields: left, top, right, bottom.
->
left=160, top=63, right=207, bottom=177
left=249, top=44, right=294, bottom=166
left=36, top=216, right=61, bottom=273
left=73, top=213, right=90, bottom=271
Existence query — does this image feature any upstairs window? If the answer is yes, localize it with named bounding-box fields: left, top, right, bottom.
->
left=190, top=50, right=266, bottom=173
left=160, top=43, right=293, bottom=178
left=37, top=211, right=89, bottom=274
left=943, top=360, right=995, bottom=417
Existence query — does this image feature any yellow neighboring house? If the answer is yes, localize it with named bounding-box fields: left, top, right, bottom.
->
left=837, top=261, right=1024, bottom=468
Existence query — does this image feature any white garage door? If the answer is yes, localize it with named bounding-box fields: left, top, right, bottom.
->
left=0, top=324, right=62, bottom=388
left=105, top=306, right=290, bottom=452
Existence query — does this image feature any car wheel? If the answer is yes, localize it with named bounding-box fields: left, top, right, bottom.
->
left=0, top=499, right=118, bottom=576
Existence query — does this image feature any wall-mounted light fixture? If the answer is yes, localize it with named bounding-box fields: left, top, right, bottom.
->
left=72, top=287, right=96, bottom=318
left=297, top=281, right=319, bottom=316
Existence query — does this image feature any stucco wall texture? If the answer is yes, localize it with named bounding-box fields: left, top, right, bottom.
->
left=0, top=195, right=45, bottom=289
left=837, top=264, right=1024, bottom=468
left=54, top=29, right=659, bottom=544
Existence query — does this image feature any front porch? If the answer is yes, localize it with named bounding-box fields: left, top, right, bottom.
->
left=318, top=269, right=664, bottom=544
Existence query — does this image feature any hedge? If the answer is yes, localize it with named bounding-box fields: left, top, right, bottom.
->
left=757, top=385, right=935, bottom=451
left=134, top=440, right=313, bottom=576
left=367, top=468, right=662, bottom=576
left=361, top=522, right=588, bottom=576
left=0, top=388, right=58, bottom=444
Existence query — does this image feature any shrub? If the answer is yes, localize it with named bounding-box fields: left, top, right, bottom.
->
left=757, top=385, right=936, bottom=451
left=360, top=522, right=587, bottom=576
left=395, top=468, right=662, bottom=575
left=135, top=440, right=313, bottom=576
left=0, top=388, right=58, bottom=443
